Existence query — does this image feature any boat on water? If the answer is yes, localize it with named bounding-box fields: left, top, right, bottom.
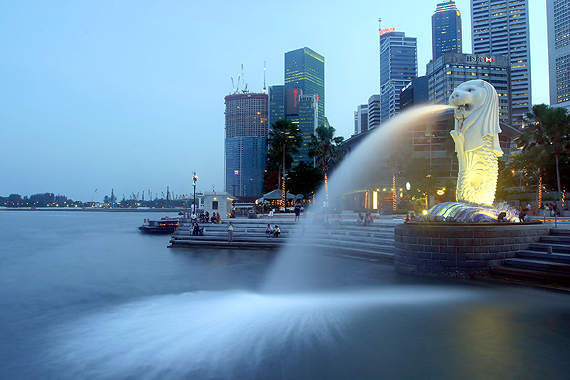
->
left=139, top=217, right=180, bottom=234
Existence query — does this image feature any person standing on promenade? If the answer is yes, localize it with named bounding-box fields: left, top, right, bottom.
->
left=227, top=221, right=234, bottom=243
left=268, top=208, right=274, bottom=219
left=294, top=202, right=301, bottom=221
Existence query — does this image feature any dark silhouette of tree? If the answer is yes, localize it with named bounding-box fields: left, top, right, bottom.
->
left=265, top=120, right=302, bottom=199
left=309, top=125, right=344, bottom=199
left=287, top=161, right=323, bottom=198
left=516, top=104, right=570, bottom=208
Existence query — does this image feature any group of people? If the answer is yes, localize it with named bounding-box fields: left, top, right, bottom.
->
left=356, top=212, right=374, bottom=226
left=265, top=224, right=281, bottom=238
left=194, top=211, right=222, bottom=224
left=546, top=202, right=561, bottom=217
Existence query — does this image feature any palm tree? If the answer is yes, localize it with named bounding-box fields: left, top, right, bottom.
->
left=309, top=125, right=345, bottom=200
left=267, top=119, right=302, bottom=206
left=520, top=104, right=570, bottom=210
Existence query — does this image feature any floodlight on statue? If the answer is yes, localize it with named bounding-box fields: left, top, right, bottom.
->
left=426, top=80, right=520, bottom=223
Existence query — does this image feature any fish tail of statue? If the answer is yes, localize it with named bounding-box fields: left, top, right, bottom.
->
left=455, top=135, right=498, bottom=206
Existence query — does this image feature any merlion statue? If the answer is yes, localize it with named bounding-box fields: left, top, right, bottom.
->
left=424, top=80, right=520, bottom=222
left=449, top=80, right=503, bottom=206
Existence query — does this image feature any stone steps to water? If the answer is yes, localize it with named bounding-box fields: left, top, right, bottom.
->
left=517, top=250, right=570, bottom=264
left=540, top=235, right=570, bottom=244
left=489, top=266, right=570, bottom=288
left=488, top=229, right=570, bottom=289
left=528, top=242, right=570, bottom=254
left=504, top=258, right=570, bottom=273
left=169, top=219, right=396, bottom=258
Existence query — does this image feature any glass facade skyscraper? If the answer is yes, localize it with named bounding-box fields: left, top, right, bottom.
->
left=224, top=93, right=269, bottom=197
left=471, top=0, right=531, bottom=127
left=268, top=85, right=285, bottom=127
left=284, top=47, right=325, bottom=127
left=426, top=52, right=511, bottom=125
left=379, top=29, right=417, bottom=122
left=432, top=1, right=462, bottom=59
left=547, top=0, right=570, bottom=108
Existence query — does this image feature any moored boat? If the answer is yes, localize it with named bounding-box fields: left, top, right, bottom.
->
left=139, top=217, right=180, bottom=234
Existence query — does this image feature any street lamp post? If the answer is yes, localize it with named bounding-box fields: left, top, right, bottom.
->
left=282, top=140, right=286, bottom=210
left=192, top=172, right=198, bottom=216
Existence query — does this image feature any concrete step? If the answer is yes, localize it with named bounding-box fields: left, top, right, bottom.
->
left=504, top=258, right=570, bottom=273
left=529, top=243, right=570, bottom=254
left=489, top=266, right=570, bottom=287
left=540, top=235, right=570, bottom=244
left=518, top=250, right=570, bottom=264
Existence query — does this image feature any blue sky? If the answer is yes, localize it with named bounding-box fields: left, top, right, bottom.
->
left=0, top=0, right=548, bottom=202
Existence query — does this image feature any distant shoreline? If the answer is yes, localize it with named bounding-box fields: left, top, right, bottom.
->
left=0, top=208, right=184, bottom=213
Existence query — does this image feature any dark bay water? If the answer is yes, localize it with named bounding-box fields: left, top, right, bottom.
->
left=1, top=211, right=570, bottom=380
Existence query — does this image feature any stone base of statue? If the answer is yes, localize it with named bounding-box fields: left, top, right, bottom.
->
left=394, top=221, right=549, bottom=278
left=423, top=201, right=520, bottom=223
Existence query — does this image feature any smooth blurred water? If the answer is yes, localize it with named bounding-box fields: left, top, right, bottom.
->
left=1, top=211, right=570, bottom=380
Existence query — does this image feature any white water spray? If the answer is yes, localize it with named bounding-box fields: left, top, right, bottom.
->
left=49, top=287, right=474, bottom=380
left=264, top=104, right=453, bottom=291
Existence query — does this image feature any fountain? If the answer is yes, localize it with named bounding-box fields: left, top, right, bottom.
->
left=394, top=80, right=550, bottom=278
left=31, top=92, right=569, bottom=379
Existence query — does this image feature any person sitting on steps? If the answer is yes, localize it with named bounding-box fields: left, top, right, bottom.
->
left=273, top=225, right=280, bottom=238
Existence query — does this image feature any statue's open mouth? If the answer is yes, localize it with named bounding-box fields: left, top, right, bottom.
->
left=455, top=104, right=470, bottom=112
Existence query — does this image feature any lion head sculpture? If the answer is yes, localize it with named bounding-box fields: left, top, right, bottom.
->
left=449, top=79, right=503, bottom=156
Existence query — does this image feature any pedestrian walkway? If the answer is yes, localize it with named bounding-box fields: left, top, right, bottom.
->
left=168, top=215, right=399, bottom=262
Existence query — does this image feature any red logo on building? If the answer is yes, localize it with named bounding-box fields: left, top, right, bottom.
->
left=293, top=89, right=298, bottom=108
left=379, top=27, right=396, bottom=36
left=485, top=57, right=493, bottom=63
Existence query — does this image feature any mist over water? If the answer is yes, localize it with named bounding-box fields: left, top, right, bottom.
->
left=46, top=288, right=477, bottom=380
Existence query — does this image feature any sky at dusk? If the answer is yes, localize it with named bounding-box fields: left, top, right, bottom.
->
left=0, top=0, right=548, bottom=202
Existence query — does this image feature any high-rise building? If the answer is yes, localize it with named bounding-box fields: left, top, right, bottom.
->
left=471, top=0, right=531, bottom=127
left=379, top=28, right=418, bottom=122
left=426, top=52, right=512, bottom=125
left=432, top=1, right=462, bottom=59
left=400, top=76, right=429, bottom=111
left=295, top=94, right=319, bottom=166
left=547, top=0, right=570, bottom=108
left=284, top=47, right=325, bottom=127
left=368, top=94, right=381, bottom=130
left=354, top=104, right=369, bottom=135
left=268, top=85, right=285, bottom=127
left=224, top=92, right=269, bottom=198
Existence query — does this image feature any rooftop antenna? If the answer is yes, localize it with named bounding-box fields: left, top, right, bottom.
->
left=263, top=61, right=267, bottom=93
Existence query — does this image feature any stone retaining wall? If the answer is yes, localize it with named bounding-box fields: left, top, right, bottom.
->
left=394, top=223, right=550, bottom=278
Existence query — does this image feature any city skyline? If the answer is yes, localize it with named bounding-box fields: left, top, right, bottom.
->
left=0, top=0, right=549, bottom=201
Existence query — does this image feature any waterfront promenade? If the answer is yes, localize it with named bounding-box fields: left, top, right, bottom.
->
left=169, top=213, right=400, bottom=262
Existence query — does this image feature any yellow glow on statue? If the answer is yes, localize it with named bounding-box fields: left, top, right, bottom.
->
left=449, top=80, right=503, bottom=206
